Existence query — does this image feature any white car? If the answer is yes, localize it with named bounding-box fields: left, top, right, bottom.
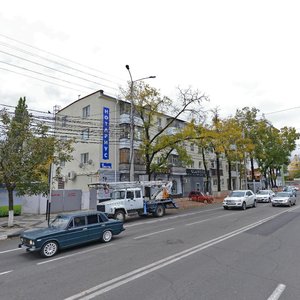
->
left=223, top=190, right=256, bottom=210
left=255, top=190, right=275, bottom=203
left=271, top=192, right=296, bottom=207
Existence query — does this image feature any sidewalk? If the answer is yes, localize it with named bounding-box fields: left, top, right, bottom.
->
left=0, top=197, right=224, bottom=240
left=0, top=214, right=49, bottom=240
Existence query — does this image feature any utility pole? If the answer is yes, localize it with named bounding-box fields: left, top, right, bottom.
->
left=125, top=65, right=156, bottom=181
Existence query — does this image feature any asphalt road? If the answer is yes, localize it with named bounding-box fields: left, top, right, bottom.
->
left=1, top=198, right=300, bottom=300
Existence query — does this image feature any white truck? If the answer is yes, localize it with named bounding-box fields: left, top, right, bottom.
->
left=88, top=181, right=178, bottom=222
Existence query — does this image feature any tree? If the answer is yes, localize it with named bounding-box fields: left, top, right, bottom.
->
left=0, top=97, right=74, bottom=226
left=121, top=83, right=209, bottom=180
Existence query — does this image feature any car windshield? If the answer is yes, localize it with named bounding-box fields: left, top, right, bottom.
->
left=229, top=191, right=245, bottom=197
left=50, top=215, right=70, bottom=228
left=257, top=191, right=269, bottom=195
left=110, top=190, right=126, bottom=199
left=275, top=192, right=290, bottom=197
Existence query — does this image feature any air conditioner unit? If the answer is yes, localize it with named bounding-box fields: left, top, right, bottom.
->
left=88, top=159, right=93, bottom=165
left=68, top=171, right=77, bottom=180
left=79, top=162, right=84, bottom=168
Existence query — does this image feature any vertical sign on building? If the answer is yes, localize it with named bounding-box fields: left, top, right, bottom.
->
left=103, top=107, right=110, bottom=160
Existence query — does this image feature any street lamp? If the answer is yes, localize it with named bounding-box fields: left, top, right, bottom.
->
left=125, top=65, right=156, bottom=181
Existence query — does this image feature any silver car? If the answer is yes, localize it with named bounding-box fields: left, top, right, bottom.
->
left=271, top=192, right=296, bottom=207
left=255, top=190, right=275, bottom=203
left=223, top=190, right=256, bottom=210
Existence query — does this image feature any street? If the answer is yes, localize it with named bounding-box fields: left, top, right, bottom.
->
left=1, top=199, right=300, bottom=300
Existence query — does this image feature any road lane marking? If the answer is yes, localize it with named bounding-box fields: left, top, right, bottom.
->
left=0, top=248, right=22, bottom=254
left=65, top=208, right=298, bottom=300
left=185, top=212, right=236, bottom=226
left=0, top=270, right=13, bottom=276
left=37, top=243, right=114, bottom=265
left=267, top=284, right=286, bottom=300
left=125, top=207, right=222, bottom=227
left=133, top=228, right=174, bottom=240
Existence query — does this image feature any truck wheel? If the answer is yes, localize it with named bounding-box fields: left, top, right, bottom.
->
left=101, top=230, right=113, bottom=243
left=40, top=241, right=58, bottom=258
left=153, top=205, right=165, bottom=217
left=114, top=210, right=125, bottom=222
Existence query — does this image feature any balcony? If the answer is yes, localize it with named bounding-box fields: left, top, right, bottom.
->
left=210, top=169, right=223, bottom=176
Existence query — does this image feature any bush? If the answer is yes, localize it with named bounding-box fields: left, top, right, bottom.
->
left=0, top=205, right=22, bottom=217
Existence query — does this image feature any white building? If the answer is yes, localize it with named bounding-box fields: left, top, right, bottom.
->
left=54, top=90, right=239, bottom=196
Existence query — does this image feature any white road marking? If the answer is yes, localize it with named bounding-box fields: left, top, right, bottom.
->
left=0, top=248, right=22, bottom=254
left=125, top=207, right=222, bottom=227
left=0, top=270, right=13, bottom=276
left=267, top=284, right=286, bottom=300
left=133, top=228, right=174, bottom=240
left=37, top=243, right=114, bottom=265
left=65, top=208, right=298, bottom=300
left=185, top=212, right=236, bottom=226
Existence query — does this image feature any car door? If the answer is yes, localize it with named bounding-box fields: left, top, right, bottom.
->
left=86, top=213, right=105, bottom=241
left=246, top=190, right=254, bottom=206
left=64, top=216, right=89, bottom=247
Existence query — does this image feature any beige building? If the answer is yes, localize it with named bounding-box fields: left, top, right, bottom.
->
left=54, top=90, right=237, bottom=196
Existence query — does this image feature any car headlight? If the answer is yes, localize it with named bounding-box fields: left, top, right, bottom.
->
left=29, top=240, right=35, bottom=246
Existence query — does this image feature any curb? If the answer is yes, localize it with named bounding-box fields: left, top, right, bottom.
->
left=0, top=234, right=8, bottom=240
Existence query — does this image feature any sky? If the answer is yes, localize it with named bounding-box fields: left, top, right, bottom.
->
left=0, top=0, right=300, bottom=154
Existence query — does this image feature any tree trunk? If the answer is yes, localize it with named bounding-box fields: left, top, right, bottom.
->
left=250, top=157, right=255, bottom=181
left=216, top=153, right=221, bottom=192
left=202, top=148, right=210, bottom=194
left=8, top=188, right=14, bottom=227
left=228, top=159, right=232, bottom=190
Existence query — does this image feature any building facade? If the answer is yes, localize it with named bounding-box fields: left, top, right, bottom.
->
left=54, top=90, right=240, bottom=196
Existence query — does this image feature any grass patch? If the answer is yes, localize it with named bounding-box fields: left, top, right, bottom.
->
left=0, top=205, right=22, bottom=217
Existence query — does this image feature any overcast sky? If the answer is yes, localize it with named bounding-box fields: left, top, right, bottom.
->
left=1, top=0, right=299, bottom=153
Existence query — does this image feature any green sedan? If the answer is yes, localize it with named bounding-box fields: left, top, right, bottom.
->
left=18, top=210, right=125, bottom=258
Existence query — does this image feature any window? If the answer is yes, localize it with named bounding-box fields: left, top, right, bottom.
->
left=190, top=161, right=195, bottom=168
left=127, top=191, right=134, bottom=199
left=60, top=160, right=65, bottom=167
left=135, top=190, right=141, bottom=198
left=87, top=215, right=99, bottom=225
left=157, top=117, right=162, bottom=128
left=213, top=179, right=218, bottom=186
left=62, top=116, right=67, bottom=127
left=74, top=216, right=86, bottom=227
left=81, top=153, right=89, bottom=164
left=190, top=143, right=194, bottom=151
left=119, top=149, right=130, bottom=164
left=82, top=105, right=90, bottom=118
left=81, top=128, right=89, bottom=140
left=198, top=161, right=202, bottom=168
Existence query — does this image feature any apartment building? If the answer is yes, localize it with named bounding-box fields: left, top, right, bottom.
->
left=54, top=90, right=235, bottom=196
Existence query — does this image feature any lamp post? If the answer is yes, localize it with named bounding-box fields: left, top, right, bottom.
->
left=125, top=65, right=156, bottom=181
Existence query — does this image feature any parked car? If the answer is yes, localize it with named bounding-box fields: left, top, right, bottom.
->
left=223, top=190, right=256, bottom=210
left=189, top=191, right=214, bottom=203
left=271, top=192, right=296, bottom=207
left=283, top=186, right=297, bottom=197
left=19, top=210, right=125, bottom=258
left=255, top=190, right=275, bottom=203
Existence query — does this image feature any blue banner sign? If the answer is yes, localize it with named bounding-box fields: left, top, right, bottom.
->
left=102, top=107, right=110, bottom=160
left=100, top=163, right=112, bottom=169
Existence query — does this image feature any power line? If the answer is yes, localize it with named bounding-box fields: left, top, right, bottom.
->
left=0, top=49, right=119, bottom=91
left=0, top=33, right=126, bottom=83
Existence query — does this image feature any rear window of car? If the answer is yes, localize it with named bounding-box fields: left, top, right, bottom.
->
left=87, top=214, right=99, bottom=224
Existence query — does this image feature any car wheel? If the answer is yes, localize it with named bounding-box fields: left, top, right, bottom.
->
left=289, top=201, right=292, bottom=207
left=102, top=230, right=113, bottom=243
left=252, top=200, right=257, bottom=208
left=40, top=241, right=58, bottom=258
left=223, top=206, right=228, bottom=210
left=242, top=202, right=246, bottom=210
left=114, top=210, right=125, bottom=222
left=268, top=198, right=271, bottom=203
left=153, top=205, right=165, bottom=217
left=272, top=204, right=275, bottom=207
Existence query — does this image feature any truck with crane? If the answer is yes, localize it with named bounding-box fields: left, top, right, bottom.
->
left=88, top=181, right=178, bottom=222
